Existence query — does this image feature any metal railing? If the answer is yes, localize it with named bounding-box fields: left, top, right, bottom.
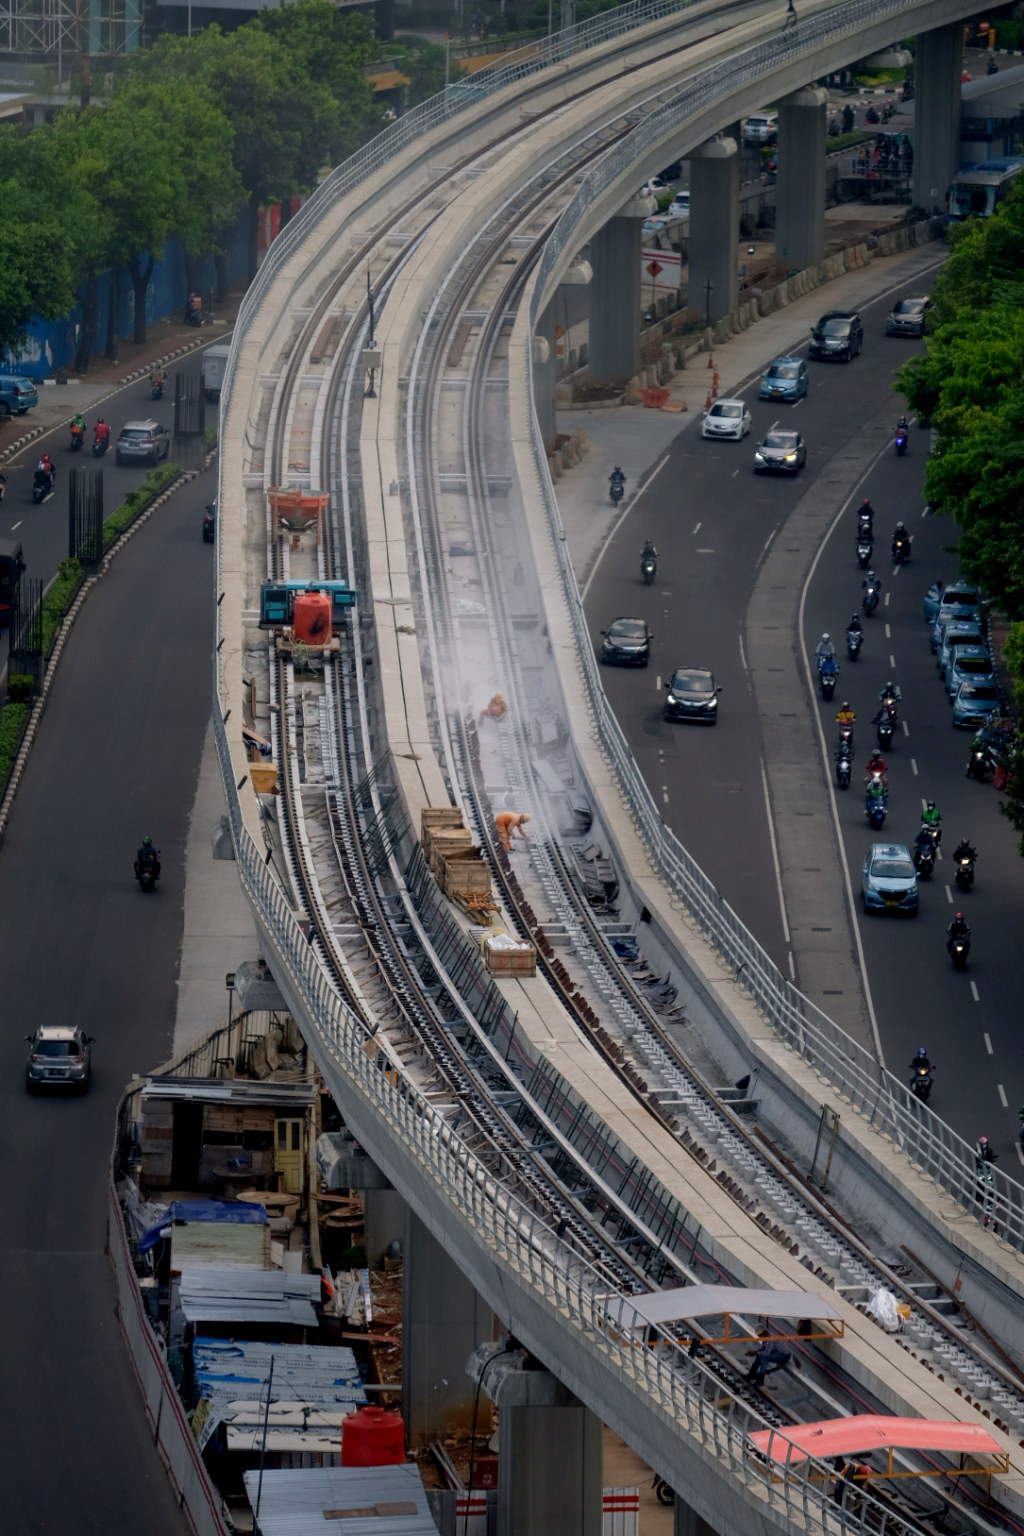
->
left=522, top=0, right=1024, bottom=1248
left=210, top=692, right=934, bottom=1536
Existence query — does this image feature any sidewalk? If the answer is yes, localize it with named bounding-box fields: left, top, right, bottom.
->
left=553, top=227, right=946, bottom=1039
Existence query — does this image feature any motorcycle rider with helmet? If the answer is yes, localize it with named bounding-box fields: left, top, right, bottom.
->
left=953, top=836, right=977, bottom=865
left=921, top=800, right=942, bottom=842
left=910, top=1046, right=932, bottom=1073
left=947, top=911, right=970, bottom=954
left=816, top=633, right=835, bottom=664
left=863, top=749, right=888, bottom=786
left=135, top=835, right=161, bottom=879
left=835, top=700, right=856, bottom=728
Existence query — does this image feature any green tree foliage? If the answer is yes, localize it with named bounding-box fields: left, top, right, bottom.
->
left=0, top=126, right=78, bottom=352
left=898, top=186, right=1024, bottom=617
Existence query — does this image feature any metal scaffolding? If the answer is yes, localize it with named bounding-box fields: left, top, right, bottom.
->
left=0, top=0, right=141, bottom=61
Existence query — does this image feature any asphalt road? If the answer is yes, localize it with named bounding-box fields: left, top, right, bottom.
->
left=0, top=436, right=212, bottom=1531
left=586, top=271, right=1024, bottom=1165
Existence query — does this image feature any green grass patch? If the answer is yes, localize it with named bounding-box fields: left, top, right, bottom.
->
left=827, top=130, right=875, bottom=152
left=101, top=462, right=179, bottom=551
left=0, top=700, right=29, bottom=788
left=853, top=68, right=907, bottom=87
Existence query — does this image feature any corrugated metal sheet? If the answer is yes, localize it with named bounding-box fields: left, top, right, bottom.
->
left=191, top=1339, right=367, bottom=1455
left=141, top=1077, right=315, bottom=1108
left=179, top=1268, right=320, bottom=1326
left=242, top=1464, right=437, bottom=1535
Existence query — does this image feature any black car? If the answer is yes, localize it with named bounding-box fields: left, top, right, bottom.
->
left=754, top=429, right=806, bottom=474
left=885, top=296, right=931, bottom=337
left=809, top=310, right=863, bottom=362
left=664, top=666, right=721, bottom=724
left=601, top=617, right=651, bottom=667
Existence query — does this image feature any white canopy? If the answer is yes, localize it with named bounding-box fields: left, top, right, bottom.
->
left=620, top=1284, right=841, bottom=1329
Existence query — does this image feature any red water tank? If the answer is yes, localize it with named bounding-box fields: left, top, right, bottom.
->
left=341, top=1406, right=405, bottom=1466
left=292, top=589, right=332, bottom=644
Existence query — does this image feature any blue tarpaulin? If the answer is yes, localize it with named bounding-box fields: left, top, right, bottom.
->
left=138, top=1199, right=267, bottom=1254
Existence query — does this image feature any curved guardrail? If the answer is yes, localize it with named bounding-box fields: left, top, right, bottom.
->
left=523, top=0, right=1024, bottom=1247
left=210, top=685, right=931, bottom=1536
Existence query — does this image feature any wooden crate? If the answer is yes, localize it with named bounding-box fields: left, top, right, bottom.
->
left=483, top=934, right=537, bottom=977
left=421, top=807, right=465, bottom=858
left=437, top=846, right=491, bottom=901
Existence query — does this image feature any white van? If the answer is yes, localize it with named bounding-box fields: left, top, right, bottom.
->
left=743, top=113, right=778, bottom=145
left=201, top=343, right=231, bottom=400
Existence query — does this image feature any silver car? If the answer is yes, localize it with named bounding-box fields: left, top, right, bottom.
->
left=25, top=1025, right=94, bottom=1092
left=116, top=419, right=171, bottom=466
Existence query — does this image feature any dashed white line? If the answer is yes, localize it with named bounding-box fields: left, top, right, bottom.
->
left=738, top=634, right=748, bottom=673
left=971, top=980, right=980, bottom=1003
left=692, top=521, right=702, bottom=536
left=945, top=885, right=953, bottom=903
left=902, top=720, right=910, bottom=736
left=911, top=757, right=918, bottom=775
left=889, top=654, right=896, bottom=668
left=9, top=520, right=21, bottom=531
left=656, top=675, right=662, bottom=691
left=884, top=591, right=891, bottom=607
left=998, top=1082, right=1008, bottom=1106
left=696, top=548, right=715, bottom=554
left=984, top=1032, right=993, bottom=1055
left=662, top=786, right=669, bottom=804
left=885, top=624, right=891, bottom=639
left=1017, top=1144, right=1024, bottom=1168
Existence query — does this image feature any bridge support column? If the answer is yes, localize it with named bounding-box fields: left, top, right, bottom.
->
left=913, top=25, right=961, bottom=215
left=493, top=1366, right=602, bottom=1536
left=775, top=87, right=828, bottom=271
left=403, top=1211, right=496, bottom=1447
left=674, top=1493, right=720, bottom=1536
left=588, top=197, right=649, bottom=386
left=687, top=138, right=738, bottom=325
left=533, top=301, right=558, bottom=455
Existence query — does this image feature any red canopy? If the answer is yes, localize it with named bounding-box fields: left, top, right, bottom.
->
left=750, top=1416, right=1005, bottom=1467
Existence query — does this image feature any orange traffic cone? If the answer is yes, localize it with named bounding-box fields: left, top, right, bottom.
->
left=705, top=389, right=713, bottom=409
left=707, top=351, right=715, bottom=369
left=711, top=371, right=720, bottom=400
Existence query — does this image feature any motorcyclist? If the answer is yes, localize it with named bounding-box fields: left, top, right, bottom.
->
left=70, top=412, right=86, bottom=441
left=610, top=466, right=625, bottom=488
left=641, top=538, right=657, bottom=561
left=150, top=368, right=167, bottom=391
left=892, top=522, right=911, bottom=558
left=910, top=1047, right=932, bottom=1073
left=94, top=418, right=110, bottom=446
left=38, top=452, right=55, bottom=480
left=134, top=835, right=160, bottom=877
left=873, top=702, right=896, bottom=736
left=863, top=750, right=888, bottom=786
left=921, top=800, right=942, bottom=841
left=863, top=569, right=881, bottom=601
left=946, top=911, right=970, bottom=953
left=975, top=1133, right=996, bottom=1165
left=835, top=700, right=856, bottom=727
left=858, top=498, right=875, bottom=528
left=895, top=415, right=909, bottom=433
left=864, top=774, right=886, bottom=809
left=848, top=612, right=863, bottom=636
left=879, top=680, right=901, bottom=708
left=816, top=633, right=835, bottom=664
left=913, top=824, right=937, bottom=863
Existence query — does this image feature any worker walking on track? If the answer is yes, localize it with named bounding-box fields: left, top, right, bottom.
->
left=496, top=811, right=530, bottom=850
left=479, top=691, right=508, bottom=724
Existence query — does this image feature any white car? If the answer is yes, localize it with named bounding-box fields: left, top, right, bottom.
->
left=641, top=175, right=669, bottom=199
left=701, top=398, right=752, bottom=440
left=667, top=191, right=690, bottom=218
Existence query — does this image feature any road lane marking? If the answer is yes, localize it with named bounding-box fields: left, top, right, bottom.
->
left=945, top=885, right=953, bottom=902
left=889, top=654, right=896, bottom=668
left=911, top=758, right=918, bottom=774
left=971, top=981, right=980, bottom=1003
left=788, top=951, right=795, bottom=979
left=696, top=548, right=715, bottom=554
left=884, top=591, right=891, bottom=607
left=9, top=520, right=21, bottom=530
left=902, top=720, right=910, bottom=736
left=885, top=624, right=891, bottom=639
left=692, top=521, right=702, bottom=536
left=984, top=1033, right=993, bottom=1055
left=662, top=786, right=669, bottom=804
left=656, top=676, right=662, bottom=691
left=760, top=759, right=791, bottom=946
left=738, top=634, right=747, bottom=672
left=998, top=1082, right=1008, bottom=1106
left=1017, top=1144, right=1024, bottom=1168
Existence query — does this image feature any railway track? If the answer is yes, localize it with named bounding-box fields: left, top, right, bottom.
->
left=219, top=6, right=1024, bottom=1528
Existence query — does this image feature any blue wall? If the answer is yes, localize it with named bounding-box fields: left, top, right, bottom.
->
left=6, top=214, right=249, bottom=378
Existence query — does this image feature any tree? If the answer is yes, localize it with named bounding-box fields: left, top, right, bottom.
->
left=0, top=126, right=79, bottom=354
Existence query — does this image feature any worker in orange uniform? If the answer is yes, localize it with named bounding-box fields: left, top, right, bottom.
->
left=496, top=811, right=530, bottom=850
left=479, top=691, right=508, bottom=724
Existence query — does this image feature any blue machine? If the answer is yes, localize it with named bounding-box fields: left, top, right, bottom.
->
left=259, top=580, right=356, bottom=628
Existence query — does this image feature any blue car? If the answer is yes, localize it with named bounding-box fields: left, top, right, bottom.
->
left=861, top=843, right=918, bottom=915
left=759, top=355, right=809, bottom=402
left=952, top=681, right=1001, bottom=730
left=946, top=645, right=995, bottom=701
left=0, top=374, right=38, bottom=417
left=922, top=581, right=944, bottom=624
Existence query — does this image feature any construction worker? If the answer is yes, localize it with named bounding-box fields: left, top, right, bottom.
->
left=496, top=811, right=530, bottom=850
left=479, top=691, right=508, bottom=724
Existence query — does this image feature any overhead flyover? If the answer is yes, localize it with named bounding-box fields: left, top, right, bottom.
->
left=213, top=1, right=1024, bottom=1532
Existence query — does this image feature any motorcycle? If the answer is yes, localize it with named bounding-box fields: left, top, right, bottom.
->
left=203, top=503, right=216, bottom=544
left=894, top=427, right=908, bottom=456
left=857, top=514, right=873, bottom=539
left=641, top=554, right=656, bottom=585
left=881, top=99, right=896, bottom=121
left=846, top=627, right=863, bottom=661
left=863, top=580, right=880, bottom=615
left=955, top=854, right=976, bottom=892
left=865, top=105, right=880, bottom=124
left=828, top=117, right=841, bottom=136
left=913, top=839, right=936, bottom=880
left=909, top=1063, right=933, bottom=1103
left=877, top=714, right=895, bottom=751
left=151, top=376, right=166, bottom=401
left=865, top=789, right=888, bottom=830
left=967, top=744, right=993, bottom=781
left=835, top=746, right=852, bottom=790
left=856, top=537, right=873, bottom=569
left=610, top=478, right=624, bottom=506
left=818, top=657, right=839, bottom=700
left=653, top=1476, right=674, bottom=1508
left=92, top=434, right=109, bottom=457
left=892, top=534, right=911, bottom=564
left=837, top=719, right=855, bottom=751
left=949, top=933, right=970, bottom=971
left=184, top=304, right=206, bottom=327
left=69, top=426, right=85, bottom=452
left=987, top=54, right=999, bottom=74
left=134, top=851, right=161, bottom=892
left=31, top=467, right=54, bottom=503
left=842, top=107, right=855, bottom=132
